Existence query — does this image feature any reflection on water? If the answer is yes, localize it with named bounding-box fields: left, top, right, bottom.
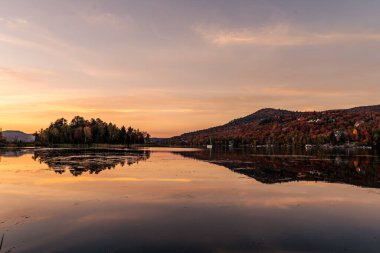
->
left=177, top=148, right=380, bottom=188
left=0, top=147, right=380, bottom=253
left=0, top=149, right=34, bottom=158
left=31, top=149, right=151, bottom=176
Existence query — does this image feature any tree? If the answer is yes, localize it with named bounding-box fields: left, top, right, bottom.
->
left=84, top=126, right=92, bottom=143
left=70, top=116, right=86, bottom=128
left=119, top=126, right=127, bottom=144
left=73, top=127, right=83, bottom=143
left=35, top=116, right=148, bottom=146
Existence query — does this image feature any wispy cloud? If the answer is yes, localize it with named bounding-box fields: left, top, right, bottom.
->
left=0, top=67, right=54, bottom=81
left=0, top=17, right=89, bottom=66
left=41, top=105, right=194, bottom=114
left=194, top=24, right=380, bottom=46
left=0, top=17, right=29, bottom=29
left=81, top=12, right=132, bottom=31
left=0, top=16, right=146, bottom=83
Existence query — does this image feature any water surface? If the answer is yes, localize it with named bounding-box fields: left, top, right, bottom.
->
left=1, top=147, right=380, bottom=253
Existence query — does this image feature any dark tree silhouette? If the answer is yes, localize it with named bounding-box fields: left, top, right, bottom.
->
left=34, top=116, right=150, bottom=146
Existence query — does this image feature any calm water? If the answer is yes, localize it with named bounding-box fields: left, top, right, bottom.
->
left=1, top=147, right=380, bottom=253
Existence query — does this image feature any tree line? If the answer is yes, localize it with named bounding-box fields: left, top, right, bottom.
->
left=35, top=116, right=150, bottom=145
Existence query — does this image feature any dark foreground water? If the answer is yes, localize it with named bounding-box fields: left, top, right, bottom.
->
left=0, top=147, right=380, bottom=253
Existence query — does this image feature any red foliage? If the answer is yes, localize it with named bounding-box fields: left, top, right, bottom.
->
left=170, top=106, right=380, bottom=146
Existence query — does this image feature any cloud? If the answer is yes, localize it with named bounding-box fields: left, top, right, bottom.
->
left=41, top=105, right=194, bottom=114
left=0, top=18, right=88, bottom=65
left=0, top=16, right=141, bottom=81
left=0, top=17, right=29, bottom=29
left=0, top=33, right=47, bottom=51
left=0, top=67, right=55, bottom=81
left=194, top=24, right=380, bottom=46
left=82, top=12, right=132, bottom=30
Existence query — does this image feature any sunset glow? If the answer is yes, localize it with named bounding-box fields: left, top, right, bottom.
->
left=1, top=0, right=380, bottom=136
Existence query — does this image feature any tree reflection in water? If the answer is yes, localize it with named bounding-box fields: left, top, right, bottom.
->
left=177, top=148, right=380, bottom=188
left=32, top=149, right=150, bottom=176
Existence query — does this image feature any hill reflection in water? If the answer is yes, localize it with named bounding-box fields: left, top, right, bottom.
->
left=176, top=148, right=380, bottom=188
left=31, top=149, right=151, bottom=176
left=0, top=149, right=34, bottom=158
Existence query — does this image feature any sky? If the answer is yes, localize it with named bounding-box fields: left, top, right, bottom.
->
left=0, top=0, right=380, bottom=137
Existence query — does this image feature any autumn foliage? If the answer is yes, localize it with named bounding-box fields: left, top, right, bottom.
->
left=170, top=105, right=380, bottom=147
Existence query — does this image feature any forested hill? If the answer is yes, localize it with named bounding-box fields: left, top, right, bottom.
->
left=169, top=105, right=380, bottom=147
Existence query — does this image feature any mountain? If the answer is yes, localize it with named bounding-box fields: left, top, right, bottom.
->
left=169, top=105, right=380, bottom=146
left=1, top=130, right=35, bottom=143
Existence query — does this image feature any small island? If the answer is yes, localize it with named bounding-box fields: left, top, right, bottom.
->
left=1, top=116, right=150, bottom=147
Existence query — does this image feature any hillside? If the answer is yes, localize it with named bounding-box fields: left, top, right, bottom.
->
left=169, top=105, right=380, bottom=147
left=1, top=130, right=35, bottom=143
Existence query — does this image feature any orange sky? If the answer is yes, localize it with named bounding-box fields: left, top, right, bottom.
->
left=1, top=1, right=380, bottom=137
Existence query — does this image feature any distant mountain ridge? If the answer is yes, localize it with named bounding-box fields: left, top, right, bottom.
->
left=1, top=130, right=35, bottom=143
left=344, top=104, right=380, bottom=113
left=170, top=105, right=380, bottom=146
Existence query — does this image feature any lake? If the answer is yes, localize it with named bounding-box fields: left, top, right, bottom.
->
left=1, top=147, right=380, bottom=253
